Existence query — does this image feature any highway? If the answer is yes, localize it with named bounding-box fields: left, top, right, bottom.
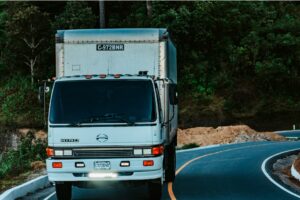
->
left=38, top=140, right=300, bottom=200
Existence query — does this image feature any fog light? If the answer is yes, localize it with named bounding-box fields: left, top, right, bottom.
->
left=88, top=172, right=117, bottom=178
left=120, top=161, right=130, bottom=167
left=52, top=162, right=63, bottom=168
left=143, top=160, right=154, bottom=166
left=75, top=162, right=85, bottom=168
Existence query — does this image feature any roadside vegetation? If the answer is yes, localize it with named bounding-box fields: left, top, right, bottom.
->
left=0, top=1, right=299, bottom=129
left=180, top=143, right=200, bottom=150
left=0, top=132, right=46, bottom=179
left=0, top=1, right=299, bottom=189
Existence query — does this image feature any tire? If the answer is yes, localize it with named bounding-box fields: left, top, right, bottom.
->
left=164, top=139, right=176, bottom=182
left=55, top=182, right=72, bottom=200
left=147, top=179, right=162, bottom=200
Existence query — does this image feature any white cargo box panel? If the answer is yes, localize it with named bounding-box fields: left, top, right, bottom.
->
left=63, top=43, right=158, bottom=76
left=56, top=29, right=168, bottom=78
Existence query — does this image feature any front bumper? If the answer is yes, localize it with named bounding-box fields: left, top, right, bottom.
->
left=46, top=156, right=163, bottom=182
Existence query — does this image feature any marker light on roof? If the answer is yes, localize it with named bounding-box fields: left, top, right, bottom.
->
left=85, top=75, right=92, bottom=79
left=114, top=74, right=121, bottom=78
left=99, top=74, right=106, bottom=78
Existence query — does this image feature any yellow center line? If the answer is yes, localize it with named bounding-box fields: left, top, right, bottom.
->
left=167, top=143, right=274, bottom=200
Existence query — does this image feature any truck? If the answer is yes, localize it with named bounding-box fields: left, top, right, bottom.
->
left=45, top=28, right=177, bottom=200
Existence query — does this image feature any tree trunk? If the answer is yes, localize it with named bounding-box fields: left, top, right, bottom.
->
left=30, top=58, right=35, bottom=86
left=99, top=0, right=105, bottom=28
left=146, top=0, right=152, bottom=18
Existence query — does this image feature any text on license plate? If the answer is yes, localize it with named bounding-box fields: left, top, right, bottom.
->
left=94, top=161, right=111, bottom=170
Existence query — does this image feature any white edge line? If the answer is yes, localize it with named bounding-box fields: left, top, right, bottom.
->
left=44, top=191, right=56, bottom=200
left=276, top=130, right=300, bottom=133
left=176, top=141, right=270, bottom=154
left=291, top=163, right=300, bottom=182
left=176, top=144, right=221, bottom=153
left=261, top=148, right=300, bottom=199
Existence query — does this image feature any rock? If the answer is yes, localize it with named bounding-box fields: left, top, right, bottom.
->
left=178, top=125, right=286, bottom=147
left=30, top=161, right=46, bottom=171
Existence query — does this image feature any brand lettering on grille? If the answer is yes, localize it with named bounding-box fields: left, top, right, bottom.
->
left=61, top=139, right=79, bottom=142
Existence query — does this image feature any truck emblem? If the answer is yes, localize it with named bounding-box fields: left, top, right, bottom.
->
left=96, top=134, right=108, bottom=142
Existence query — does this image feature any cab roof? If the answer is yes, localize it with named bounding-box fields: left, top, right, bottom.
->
left=55, top=74, right=154, bottom=82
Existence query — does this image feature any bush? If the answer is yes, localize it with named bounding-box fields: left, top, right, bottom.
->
left=0, top=75, right=43, bottom=126
left=0, top=131, right=47, bottom=178
left=181, top=143, right=199, bottom=150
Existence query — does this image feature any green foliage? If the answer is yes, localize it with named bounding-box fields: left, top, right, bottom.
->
left=180, top=143, right=199, bottom=150
left=53, top=1, right=96, bottom=30
left=4, top=2, right=52, bottom=83
left=0, top=132, right=47, bottom=178
left=0, top=2, right=299, bottom=126
left=0, top=2, right=7, bottom=76
left=0, top=76, right=43, bottom=126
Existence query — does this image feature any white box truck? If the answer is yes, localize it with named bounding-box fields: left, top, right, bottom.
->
left=45, top=28, right=177, bottom=200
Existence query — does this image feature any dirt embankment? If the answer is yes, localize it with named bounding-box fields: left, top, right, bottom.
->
left=177, top=125, right=286, bottom=147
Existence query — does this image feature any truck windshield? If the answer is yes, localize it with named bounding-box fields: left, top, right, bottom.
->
left=49, top=79, right=157, bottom=124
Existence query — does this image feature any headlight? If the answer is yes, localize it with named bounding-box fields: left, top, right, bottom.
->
left=47, top=148, right=73, bottom=157
left=133, top=145, right=164, bottom=156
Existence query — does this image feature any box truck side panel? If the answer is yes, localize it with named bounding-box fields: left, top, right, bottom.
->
left=63, top=43, right=159, bottom=77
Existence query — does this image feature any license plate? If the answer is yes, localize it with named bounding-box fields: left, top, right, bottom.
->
left=94, top=161, right=111, bottom=170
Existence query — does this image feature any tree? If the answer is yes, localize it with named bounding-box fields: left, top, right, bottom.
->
left=5, top=2, right=51, bottom=85
left=53, top=1, right=96, bottom=30
left=0, top=2, right=7, bottom=77
left=146, top=0, right=152, bottom=18
left=99, top=0, right=105, bottom=28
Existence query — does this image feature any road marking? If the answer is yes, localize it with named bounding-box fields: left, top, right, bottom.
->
left=167, top=142, right=299, bottom=200
left=176, top=144, right=221, bottom=153
left=44, top=191, right=56, bottom=200
left=261, top=148, right=300, bottom=199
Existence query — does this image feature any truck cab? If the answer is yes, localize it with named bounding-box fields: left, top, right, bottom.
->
left=45, top=29, right=177, bottom=200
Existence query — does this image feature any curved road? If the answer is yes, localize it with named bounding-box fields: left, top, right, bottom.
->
left=277, top=130, right=300, bottom=138
left=41, top=141, right=300, bottom=200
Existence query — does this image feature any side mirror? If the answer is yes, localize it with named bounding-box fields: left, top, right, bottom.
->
left=38, top=84, right=50, bottom=106
left=169, top=84, right=178, bottom=105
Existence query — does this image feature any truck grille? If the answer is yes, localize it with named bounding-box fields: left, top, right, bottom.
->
left=73, top=148, right=133, bottom=158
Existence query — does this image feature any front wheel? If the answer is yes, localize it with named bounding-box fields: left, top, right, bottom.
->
left=165, top=139, right=176, bottom=182
left=55, top=182, right=72, bottom=200
left=147, top=179, right=162, bottom=200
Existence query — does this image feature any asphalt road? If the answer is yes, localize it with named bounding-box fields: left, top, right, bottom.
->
left=277, top=130, right=300, bottom=138
left=41, top=141, right=300, bottom=200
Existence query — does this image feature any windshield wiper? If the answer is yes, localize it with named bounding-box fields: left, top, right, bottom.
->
left=70, top=113, right=135, bottom=126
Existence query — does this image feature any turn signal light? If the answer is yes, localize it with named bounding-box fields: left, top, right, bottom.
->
left=46, top=147, right=54, bottom=157
left=143, top=160, right=154, bottom=166
left=152, top=145, right=164, bottom=156
left=52, top=162, right=63, bottom=168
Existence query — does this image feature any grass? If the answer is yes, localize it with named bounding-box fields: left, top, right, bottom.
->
left=179, top=143, right=200, bottom=150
